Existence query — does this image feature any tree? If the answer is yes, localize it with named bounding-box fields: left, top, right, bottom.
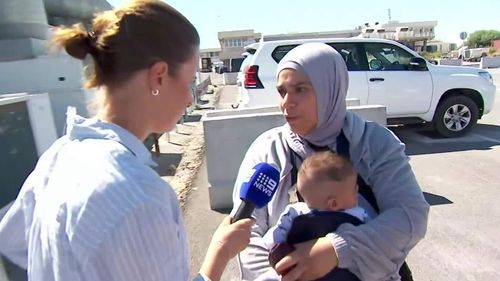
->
left=466, top=30, right=500, bottom=48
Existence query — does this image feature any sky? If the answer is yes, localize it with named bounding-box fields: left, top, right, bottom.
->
left=107, top=0, right=500, bottom=49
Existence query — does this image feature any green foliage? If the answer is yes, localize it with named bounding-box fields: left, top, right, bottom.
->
left=466, top=30, right=500, bottom=48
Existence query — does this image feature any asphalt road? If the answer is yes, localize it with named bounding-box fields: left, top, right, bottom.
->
left=185, top=69, right=500, bottom=280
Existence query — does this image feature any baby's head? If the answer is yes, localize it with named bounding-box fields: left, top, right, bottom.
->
left=297, top=151, right=358, bottom=211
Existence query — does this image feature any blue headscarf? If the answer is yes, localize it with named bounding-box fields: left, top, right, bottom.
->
left=277, top=43, right=349, bottom=147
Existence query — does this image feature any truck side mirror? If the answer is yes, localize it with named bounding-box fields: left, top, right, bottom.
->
left=409, top=57, right=428, bottom=71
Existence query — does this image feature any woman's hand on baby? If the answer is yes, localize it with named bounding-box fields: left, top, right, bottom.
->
left=275, top=237, right=338, bottom=281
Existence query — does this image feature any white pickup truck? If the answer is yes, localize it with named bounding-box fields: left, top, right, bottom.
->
left=457, top=46, right=489, bottom=62
left=238, top=38, right=496, bottom=137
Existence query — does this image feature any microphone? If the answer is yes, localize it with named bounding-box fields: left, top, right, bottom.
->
left=232, top=163, right=280, bottom=223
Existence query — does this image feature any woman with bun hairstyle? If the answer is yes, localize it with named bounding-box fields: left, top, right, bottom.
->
left=0, top=1, right=253, bottom=281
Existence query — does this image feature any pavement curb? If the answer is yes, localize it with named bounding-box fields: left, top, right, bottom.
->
left=161, top=86, right=226, bottom=209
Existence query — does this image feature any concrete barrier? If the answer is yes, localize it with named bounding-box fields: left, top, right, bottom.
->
left=0, top=55, right=97, bottom=136
left=222, top=72, right=238, bottom=85
left=0, top=93, right=58, bottom=156
left=206, top=98, right=360, bottom=119
left=346, top=98, right=361, bottom=106
left=194, top=75, right=211, bottom=102
left=438, top=59, right=462, bottom=66
left=480, top=57, right=500, bottom=69
left=348, top=105, right=387, bottom=126
left=202, top=104, right=387, bottom=210
left=205, top=105, right=280, bottom=118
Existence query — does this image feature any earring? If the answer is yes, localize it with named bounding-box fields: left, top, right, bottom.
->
left=152, top=89, right=160, bottom=96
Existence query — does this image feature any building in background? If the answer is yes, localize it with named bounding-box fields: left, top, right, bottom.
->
left=415, top=40, right=458, bottom=54
left=360, top=20, right=438, bottom=50
left=211, top=20, right=439, bottom=66
left=200, top=47, right=222, bottom=61
left=492, top=39, right=500, bottom=49
left=0, top=0, right=111, bottom=62
left=218, top=29, right=261, bottom=65
left=200, top=47, right=221, bottom=71
left=263, top=29, right=362, bottom=41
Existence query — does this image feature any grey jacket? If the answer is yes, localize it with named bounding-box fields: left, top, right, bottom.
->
left=231, top=111, right=429, bottom=281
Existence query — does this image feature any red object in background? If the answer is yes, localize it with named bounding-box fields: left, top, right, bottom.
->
left=492, top=40, right=500, bottom=49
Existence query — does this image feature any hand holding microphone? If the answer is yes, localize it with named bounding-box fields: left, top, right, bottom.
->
left=201, top=163, right=280, bottom=281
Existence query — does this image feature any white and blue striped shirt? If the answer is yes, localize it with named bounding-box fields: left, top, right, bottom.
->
left=0, top=113, right=190, bottom=281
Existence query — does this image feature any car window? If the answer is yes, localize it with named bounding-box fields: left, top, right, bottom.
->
left=239, top=55, right=253, bottom=72
left=327, top=43, right=366, bottom=71
left=271, top=45, right=299, bottom=63
left=364, top=43, right=415, bottom=71
left=271, top=42, right=366, bottom=71
left=230, top=58, right=244, bottom=72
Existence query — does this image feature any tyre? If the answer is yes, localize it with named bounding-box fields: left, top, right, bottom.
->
left=433, top=95, right=479, bottom=137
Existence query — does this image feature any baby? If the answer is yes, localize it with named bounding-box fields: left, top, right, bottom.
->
left=264, top=151, right=367, bottom=280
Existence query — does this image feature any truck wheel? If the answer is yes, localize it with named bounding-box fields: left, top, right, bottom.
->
left=433, top=96, right=479, bottom=137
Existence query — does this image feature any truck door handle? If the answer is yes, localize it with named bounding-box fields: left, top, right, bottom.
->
left=369, top=78, right=385, bottom=82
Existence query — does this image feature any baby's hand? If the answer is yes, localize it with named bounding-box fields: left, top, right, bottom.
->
left=268, top=242, right=295, bottom=275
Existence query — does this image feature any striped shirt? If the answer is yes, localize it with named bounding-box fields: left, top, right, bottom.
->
left=0, top=112, right=190, bottom=281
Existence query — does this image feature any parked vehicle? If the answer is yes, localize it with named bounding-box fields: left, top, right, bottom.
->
left=236, top=45, right=258, bottom=104
left=238, top=38, right=496, bottom=137
left=458, top=46, right=489, bottom=62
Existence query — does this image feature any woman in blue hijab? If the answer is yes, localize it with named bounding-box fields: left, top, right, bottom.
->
left=232, top=43, right=429, bottom=281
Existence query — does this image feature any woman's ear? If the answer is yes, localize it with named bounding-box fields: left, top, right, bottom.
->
left=148, top=61, right=169, bottom=90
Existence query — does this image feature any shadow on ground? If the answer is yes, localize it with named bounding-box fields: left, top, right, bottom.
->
left=213, top=191, right=453, bottom=215
left=151, top=153, right=182, bottom=177
left=391, top=124, right=500, bottom=156
left=182, top=114, right=202, bottom=123
left=423, top=192, right=453, bottom=206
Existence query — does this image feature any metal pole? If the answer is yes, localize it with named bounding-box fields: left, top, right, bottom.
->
left=153, top=133, right=160, bottom=156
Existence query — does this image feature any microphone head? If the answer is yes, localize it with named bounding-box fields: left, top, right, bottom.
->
left=239, top=163, right=280, bottom=208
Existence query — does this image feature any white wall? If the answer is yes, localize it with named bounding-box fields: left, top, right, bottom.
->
left=205, top=106, right=281, bottom=118
left=0, top=55, right=96, bottom=136
left=0, top=93, right=58, bottom=156
left=0, top=55, right=83, bottom=95
left=439, top=59, right=462, bottom=66
left=223, top=72, right=237, bottom=85
left=203, top=105, right=387, bottom=210
left=48, top=89, right=94, bottom=135
left=480, top=57, right=500, bottom=69
left=203, top=112, right=286, bottom=210
left=26, top=93, right=58, bottom=156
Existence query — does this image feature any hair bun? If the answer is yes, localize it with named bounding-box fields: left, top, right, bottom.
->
left=65, top=31, right=92, bottom=60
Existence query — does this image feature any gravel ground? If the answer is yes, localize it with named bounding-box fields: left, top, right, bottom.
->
left=157, top=84, right=223, bottom=208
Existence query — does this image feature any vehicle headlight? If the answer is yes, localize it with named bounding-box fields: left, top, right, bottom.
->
left=478, top=71, right=493, bottom=84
